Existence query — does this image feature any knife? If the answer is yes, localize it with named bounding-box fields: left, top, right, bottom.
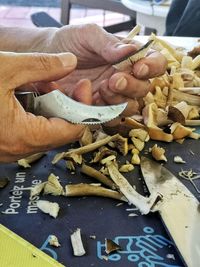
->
left=15, top=90, right=127, bottom=125
left=140, top=157, right=200, bottom=267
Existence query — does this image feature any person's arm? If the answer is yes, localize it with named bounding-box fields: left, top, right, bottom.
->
left=0, top=26, right=57, bottom=52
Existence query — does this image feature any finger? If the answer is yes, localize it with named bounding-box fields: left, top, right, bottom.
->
left=72, top=79, right=93, bottom=105
left=78, top=24, right=138, bottom=64
left=108, top=72, right=150, bottom=98
left=17, top=114, right=86, bottom=156
left=99, top=90, right=139, bottom=117
left=132, top=51, right=167, bottom=79
left=18, top=81, right=59, bottom=94
left=0, top=52, right=77, bottom=92
left=98, top=80, right=139, bottom=117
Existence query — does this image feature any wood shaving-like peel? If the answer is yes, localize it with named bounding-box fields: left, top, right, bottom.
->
left=37, top=200, right=60, bottom=218
left=70, top=228, right=86, bottom=257
left=43, top=173, right=64, bottom=196
left=174, top=156, right=186, bottom=164
left=106, top=161, right=159, bottom=214
left=18, top=152, right=45, bottom=168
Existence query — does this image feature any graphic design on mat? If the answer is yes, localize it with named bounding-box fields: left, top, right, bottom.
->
left=97, top=227, right=182, bottom=267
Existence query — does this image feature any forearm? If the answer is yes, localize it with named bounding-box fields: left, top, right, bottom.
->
left=0, top=26, right=57, bottom=52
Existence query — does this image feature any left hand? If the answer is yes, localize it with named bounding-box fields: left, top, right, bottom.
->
left=48, top=24, right=167, bottom=117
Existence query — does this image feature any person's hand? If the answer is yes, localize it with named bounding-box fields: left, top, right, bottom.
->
left=0, top=51, right=92, bottom=162
left=48, top=24, right=167, bottom=117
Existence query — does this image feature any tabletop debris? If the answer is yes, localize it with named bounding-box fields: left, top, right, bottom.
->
left=70, top=228, right=86, bottom=256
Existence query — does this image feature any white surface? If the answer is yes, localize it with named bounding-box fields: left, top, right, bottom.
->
left=122, top=0, right=153, bottom=15
left=122, top=0, right=170, bottom=35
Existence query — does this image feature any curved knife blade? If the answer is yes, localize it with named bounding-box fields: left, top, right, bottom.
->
left=140, top=157, right=200, bottom=267
left=34, top=90, right=127, bottom=125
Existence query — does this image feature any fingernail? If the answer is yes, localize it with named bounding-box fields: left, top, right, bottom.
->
left=136, top=64, right=149, bottom=77
left=59, top=53, right=77, bottom=68
left=115, top=77, right=127, bottom=91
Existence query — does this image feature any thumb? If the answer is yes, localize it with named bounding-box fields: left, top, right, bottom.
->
left=0, top=51, right=77, bottom=92
left=19, top=80, right=94, bottom=156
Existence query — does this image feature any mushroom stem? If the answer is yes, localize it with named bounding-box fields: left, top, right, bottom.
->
left=52, top=134, right=120, bottom=164
left=18, top=152, right=45, bottom=168
left=64, top=183, right=127, bottom=202
left=81, top=164, right=117, bottom=190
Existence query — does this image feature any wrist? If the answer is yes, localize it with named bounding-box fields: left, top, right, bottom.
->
left=0, top=26, right=57, bottom=52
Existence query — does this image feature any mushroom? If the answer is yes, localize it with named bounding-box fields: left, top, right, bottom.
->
left=52, top=134, right=120, bottom=164
left=119, top=164, right=134, bottom=173
left=92, top=146, right=117, bottom=163
left=142, top=102, right=158, bottom=128
left=81, top=163, right=117, bottom=190
left=172, top=89, right=200, bottom=106
left=181, top=55, right=193, bottom=69
left=129, top=128, right=149, bottom=142
left=37, top=200, right=60, bottom=218
left=131, top=137, right=145, bottom=151
left=167, top=106, right=186, bottom=125
left=79, top=126, right=93, bottom=146
left=70, top=229, right=86, bottom=257
left=188, top=132, right=200, bottom=139
left=171, top=73, right=184, bottom=89
left=174, top=156, right=186, bottom=164
left=156, top=108, right=171, bottom=127
left=106, top=161, right=159, bottom=215
left=113, top=135, right=129, bottom=156
left=105, top=239, right=121, bottom=254
left=64, top=183, right=127, bottom=202
left=151, top=144, right=167, bottom=162
left=43, top=173, right=64, bottom=196
left=170, top=122, right=193, bottom=140
left=49, top=235, right=61, bottom=247
left=173, top=101, right=191, bottom=119
left=66, top=160, right=76, bottom=171
left=187, top=106, right=200, bottom=120
left=148, top=127, right=173, bottom=142
left=131, top=153, right=140, bottom=165
left=154, top=86, right=167, bottom=108
left=103, top=117, right=145, bottom=137
left=17, top=152, right=45, bottom=168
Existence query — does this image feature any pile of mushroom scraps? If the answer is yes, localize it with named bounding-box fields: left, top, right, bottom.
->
left=144, top=34, right=200, bottom=143
left=20, top=35, right=200, bottom=218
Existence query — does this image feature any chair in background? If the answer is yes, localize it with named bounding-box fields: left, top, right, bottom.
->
left=31, top=0, right=136, bottom=33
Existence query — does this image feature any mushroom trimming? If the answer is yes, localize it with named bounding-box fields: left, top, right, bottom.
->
left=70, top=228, right=86, bottom=256
left=105, top=160, right=159, bottom=215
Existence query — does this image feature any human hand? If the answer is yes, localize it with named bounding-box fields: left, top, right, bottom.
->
left=0, top=51, right=92, bottom=162
left=48, top=24, right=167, bottom=117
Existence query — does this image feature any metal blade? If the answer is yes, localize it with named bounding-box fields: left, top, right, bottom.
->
left=140, top=157, right=200, bottom=267
left=34, top=90, right=127, bottom=125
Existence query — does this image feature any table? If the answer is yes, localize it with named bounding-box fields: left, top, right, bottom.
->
left=0, top=37, right=200, bottom=267
left=122, top=0, right=171, bottom=35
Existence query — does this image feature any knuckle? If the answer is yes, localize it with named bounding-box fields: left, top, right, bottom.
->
left=38, top=54, right=53, bottom=72
left=86, top=23, right=99, bottom=31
